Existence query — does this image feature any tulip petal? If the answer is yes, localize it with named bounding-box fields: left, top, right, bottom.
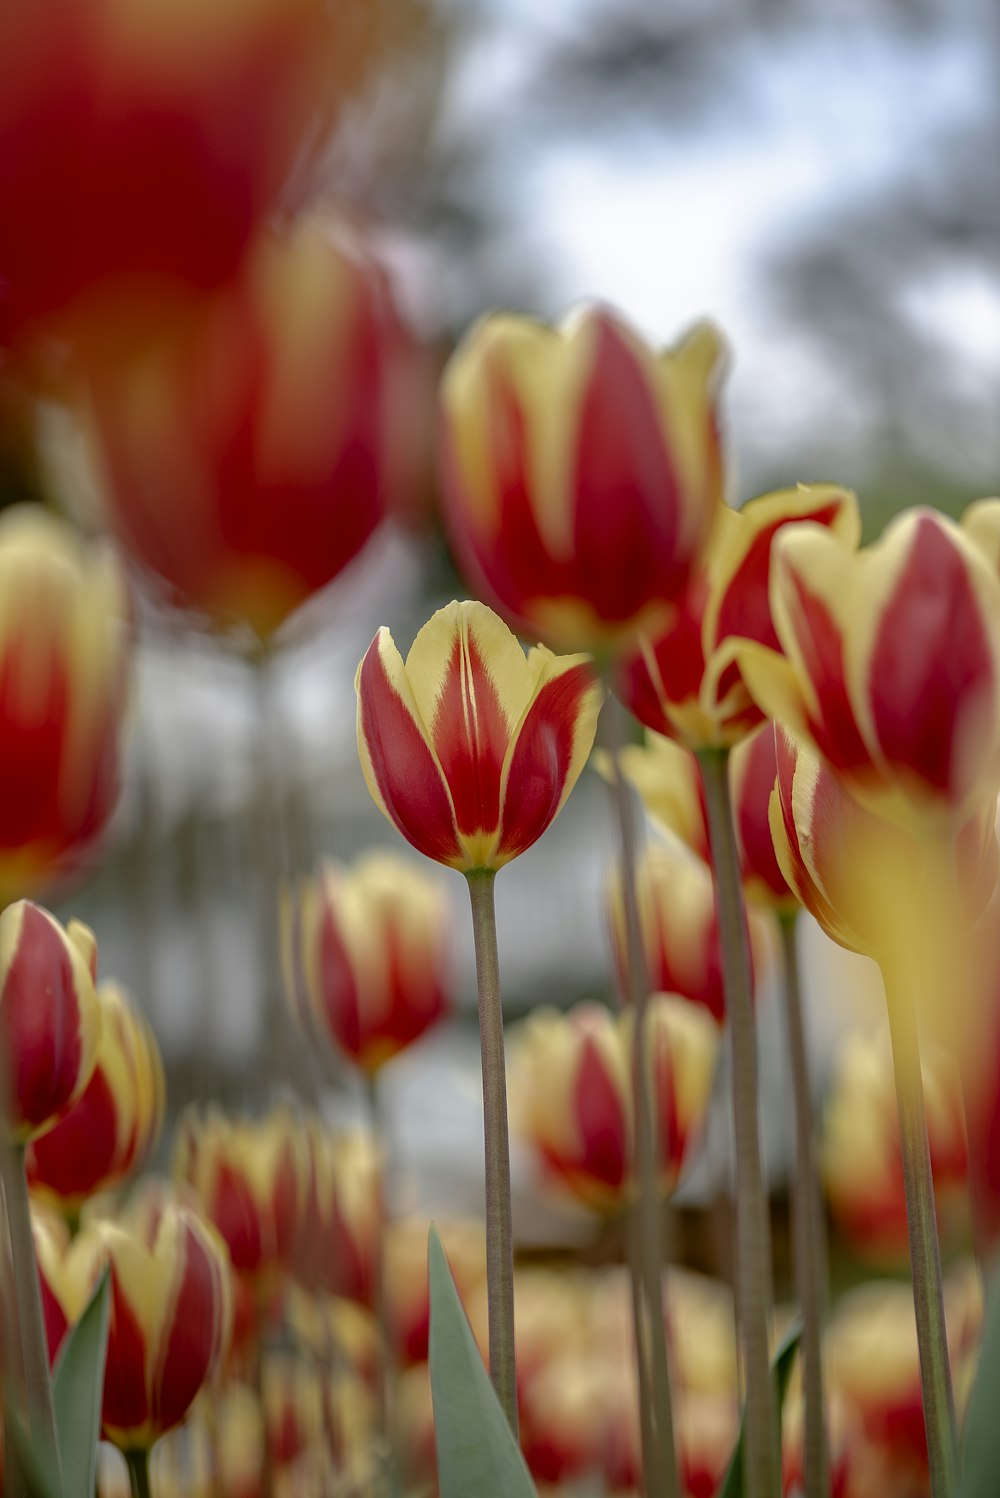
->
left=152, top=1215, right=229, bottom=1432
left=497, top=651, right=602, bottom=864
left=356, top=626, right=462, bottom=866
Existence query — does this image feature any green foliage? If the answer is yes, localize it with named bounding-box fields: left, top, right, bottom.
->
left=959, top=1259, right=1000, bottom=1498
left=427, top=1225, right=537, bottom=1498
left=716, top=1320, right=803, bottom=1498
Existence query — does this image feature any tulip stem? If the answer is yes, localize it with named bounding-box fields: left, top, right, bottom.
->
left=883, top=979, right=959, bottom=1498
left=697, top=746, right=778, bottom=1498
left=779, top=914, right=829, bottom=1498
left=125, top=1448, right=153, bottom=1498
left=465, top=870, right=518, bottom=1436
left=601, top=698, right=679, bottom=1498
left=365, top=1072, right=399, bottom=1495
left=0, top=1143, right=61, bottom=1486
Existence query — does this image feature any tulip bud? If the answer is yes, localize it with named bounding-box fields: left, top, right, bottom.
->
left=440, top=307, right=726, bottom=653
left=0, top=901, right=101, bottom=1141
left=824, top=1031, right=968, bottom=1260
left=65, top=1204, right=232, bottom=1450
left=630, top=994, right=719, bottom=1198
left=326, top=1131, right=382, bottom=1309
left=618, top=484, right=859, bottom=749
left=288, top=853, right=453, bottom=1075
left=27, top=980, right=165, bottom=1213
left=29, top=1204, right=78, bottom=1366
left=357, top=600, right=603, bottom=872
left=84, top=218, right=409, bottom=636
left=0, top=507, right=130, bottom=902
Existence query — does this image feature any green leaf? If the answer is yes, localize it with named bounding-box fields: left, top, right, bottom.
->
left=52, top=1269, right=110, bottom=1498
left=717, top=1320, right=803, bottom=1498
left=960, top=1260, right=1000, bottom=1498
left=5, top=1405, right=64, bottom=1498
left=427, top=1225, right=537, bottom=1498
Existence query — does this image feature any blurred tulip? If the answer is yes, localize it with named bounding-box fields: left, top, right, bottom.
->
left=84, top=218, right=410, bottom=636
left=607, top=839, right=773, bottom=1022
left=440, top=308, right=726, bottom=654
left=357, top=599, right=602, bottom=872
left=665, top=1269, right=740, bottom=1398
left=676, top=1392, right=740, bottom=1498
left=174, top=1106, right=308, bottom=1282
left=66, top=1203, right=231, bottom=1450
left=385, top=1216, right=486, bottom=1365
left=742, top=506, right=1000, bottom=830
left=519, top=1354, right=609, bottom=1485
left=287, top=852, right=453, bottom=1075
left=631, top=994, right=719, bottom=1197
left=618, top=484, right=859, bottom=748
left=824, top=1031, right=968, bottom=1260
left=0, top=506, right=130, bottom=902
left=0, top=900, right=100, bottom=1141
left=0, top=0, right=334, bottom=343
left=325, top=1131, right=382, bottom=1310
left=29, top=1204, right=77, bottom=1365
left=262, top=1353, right=325, bottom=1471
left=27, top=979, right=164, bottom=1214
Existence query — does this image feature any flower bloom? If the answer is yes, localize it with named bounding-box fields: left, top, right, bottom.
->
left=440, top=307, right=726, bottom=653
left=0, top=901, right=100, bottom=1142
left=741, top=505, right=1000, bottom=828
left=27, top=980, right=165, bottom=1214
left=0, top=0, right=333, bottom=344
left=607, top=841, right=773, bottom=1023
left=0, top=506, right=130, bottom=902
left=286, top=852, right=453, bottom=1075
left=85, top=217, right=407, bottom=636
left=823, top=1032, right=969, bottom=1260
left=617, top=484, right=859, bottom=749
left=511, top=997, right=717, bottom=1210
left=66, top=1204, right=232, bottom=1450
left=174, top=1107, right=308, bottom=1282
left=356, top=600, right=602, bottom=872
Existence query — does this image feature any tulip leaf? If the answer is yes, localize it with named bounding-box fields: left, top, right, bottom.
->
left=959, top=1259, right=1000, bottom=1498
left=716, top=1320, right=802, bottom=1498
left=52, top=1269, right=110, bottom=1498
left=427, top=1225, right=537, bottom=1498
left=5, top=1405, right=64, bottom=1498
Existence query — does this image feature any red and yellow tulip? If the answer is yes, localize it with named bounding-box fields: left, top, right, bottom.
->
left=0, top=900, right=101, bottom=1142
left=440, top=308, right=726, bottom=653
left=286, top=852, right=453, bottom=1075
left=356, top=600, right=602, bottom=872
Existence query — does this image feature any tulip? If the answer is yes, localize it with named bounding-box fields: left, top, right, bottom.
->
left=261, top=1353, right=325, bottom=1472
left=29, top=1205, right=77, bottom=1366
left=385, top=1216, right=486, bottom=1365
left=0, top=0, right=333, bottom=344
left=0, top=506, right=130, bottom=902
left=0, top=900, right=101, bottom=1142
left=357, top=599, right=602, bottom=872
left=741, top=505, right=1000, bottom=830
left=607, top=839, right=772, bottom=1023
left=66, top=1203, right=231, bottom=1451
left=618, top=483, right=859, bottom=749
left=519, top=1355, right=609, bottom=1485
left=27, top=980, right=165, bottom=1214
left=287, top=852, right=453, bottom=1075
left=174, top=1107, right=308, bottom=1283
left=324, top=1131, right=382, bottom=1311
left=440, top=309, right=726, bottom=654
left=824, top=1032, right=969, bottom=1260
left=85, top=217, right=407, bottom=636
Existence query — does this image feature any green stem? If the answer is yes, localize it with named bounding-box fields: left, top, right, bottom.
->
left=779, top=914, right=829, bottom=1498
left=883, top=978, right=959, bottom=1498
left=365, top=1071, right=398, bottom=1494
left=601, top=698, right=679, bottom=1498
left=125, top=1447, right=153, bottom=1498
left=0, top=1143, right=62, bottom=1485
left=697, top=746, right=778, bottom=1498
left=465, top=870, right=518, bottom=1436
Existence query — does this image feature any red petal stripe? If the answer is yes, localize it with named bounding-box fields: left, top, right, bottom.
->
left=429, top=626, right=509, bottom=840
left=498, top=663, right=592, bottom=861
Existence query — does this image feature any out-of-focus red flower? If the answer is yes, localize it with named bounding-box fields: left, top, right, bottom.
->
left=618, top=484, right=858, bottom=748
left=607, top=840, right=773, bottom=1023
left=285, top=853, right=453, bottom=1076
left=440, top=308, right=726, bottom=654
left=174, top=1107, right=307, bottom=1283
left=83, top=218, right=409, bottom=637
left=0, top=900, right=100, bottom=1142
left=356, top=600, right=602, bottom=873
left=27, top=979, right=164, bottom=1214
left=325, top=1132, right=382, bottom=1311
left=0, top=0, right=334, bottom=345
left=0, top=506, right=130, bottom=903
left=66, top=1203, right=232, bottom=1451
left=823, top=1031, right=969, bottom=1261
left=742, top=505, right=1000, bottom=830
